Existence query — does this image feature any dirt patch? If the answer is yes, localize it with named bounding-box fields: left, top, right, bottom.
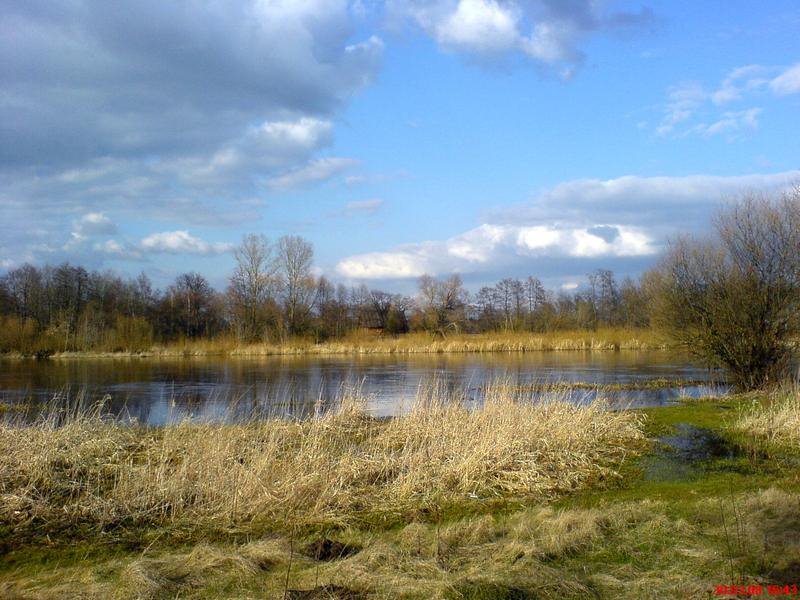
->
left=300, top=539, right=360, bottom=561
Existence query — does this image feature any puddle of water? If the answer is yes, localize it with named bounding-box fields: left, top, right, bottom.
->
left=644, top=423, right=740, bottom=482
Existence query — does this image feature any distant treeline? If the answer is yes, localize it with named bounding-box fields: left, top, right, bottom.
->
left=0, top=234, right=652, bottom=354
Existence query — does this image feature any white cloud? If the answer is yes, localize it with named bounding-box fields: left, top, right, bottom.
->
left=93, top=239, right=143, bottom=259
left=1, top=1, right=383, bottom=168
left=266, top=157, right=360, bottom=190
left=0, top=2, right=383, bottom=266
left=389, top=0, right=652, bottom=71
left=162, top=117, right=336, bottom=187
left=494, top=171, right=800, bottom=229
left=770, top=63, right=800, bottom=95
left=435, top=0, right=520, bottom=54
left=693, top=107, right=762, bottom=139
left=74, top=212, right=117, bottom=236
left=656, top=82, right=707, bottom=136
left=140, top=231, right=233, bottom=255
left=336, top=223, right=657, bottom=279
left=656, top=63, right=799, bottom=138
left=338, top=251, right=426, bottom=279
left=338, top=170, right=800, bottom=281
left=711, top=65, right=771, bottom=105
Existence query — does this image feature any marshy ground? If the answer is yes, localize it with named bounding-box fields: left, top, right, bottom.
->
left=1, top=388, right=799, bottom=599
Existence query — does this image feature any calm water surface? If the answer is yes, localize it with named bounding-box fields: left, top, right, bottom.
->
left=0, top=351, right=726, bottom=424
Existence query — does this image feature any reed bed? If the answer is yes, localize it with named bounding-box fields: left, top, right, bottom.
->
left=734, top=387, right=800, bottom=451
left=45, top=328, right=667, bottom=358
left=0, top=385, right=646, bottom=538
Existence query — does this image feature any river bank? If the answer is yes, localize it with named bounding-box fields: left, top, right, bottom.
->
left=1, top=388, right=798, bottom=598
left=1, top=328, right=669, bottom=360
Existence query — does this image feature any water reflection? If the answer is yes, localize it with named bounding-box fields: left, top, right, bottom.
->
left=0, top=352, right=727, bottom=425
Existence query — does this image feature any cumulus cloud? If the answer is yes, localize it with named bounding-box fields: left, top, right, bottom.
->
left=93, top=239, right=142, bottom=259
left=337, top=223, right=655, bottom=279
left=140, top=231, right=233, bottom=255
left=337, top=170, right=800, bottom=281
left=69, top=212, right=117, bottom=245
left=0, top=2, right=383, bottom=266
left=492, top=171, right=800, bottom=229
left=0, top=1, right=382, bottom=168
left=388, top=0, right=653, bottom=71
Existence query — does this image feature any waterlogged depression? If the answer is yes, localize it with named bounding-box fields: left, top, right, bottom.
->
left=0, top=351, right=726, bottom=425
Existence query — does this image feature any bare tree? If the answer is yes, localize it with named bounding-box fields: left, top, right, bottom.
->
left=417, top=273, right=467, bottom=333
left=653, top=189, right=800, bottom=389
left=228, top=234, right=276, bottom=341
left=525, top=276, right=546, bottom=314
left=276, top=235, right=316, bottom=336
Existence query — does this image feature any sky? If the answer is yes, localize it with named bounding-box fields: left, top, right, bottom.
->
left=2, top=0, right=799, bottom=293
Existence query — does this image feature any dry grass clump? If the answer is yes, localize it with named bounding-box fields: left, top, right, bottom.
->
left=733, top=388, right=800, bottom=451
left=0, top=385, right=645, bottom=537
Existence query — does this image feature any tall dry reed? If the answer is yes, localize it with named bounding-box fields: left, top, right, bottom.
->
left=44, top=328, right=667, bottom=358
left=734, top=386, right=800, bottom=451
left=0, top=384, right=646, bottom=537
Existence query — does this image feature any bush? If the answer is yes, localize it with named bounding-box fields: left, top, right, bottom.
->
left=651, top=188, right=800, bottom=390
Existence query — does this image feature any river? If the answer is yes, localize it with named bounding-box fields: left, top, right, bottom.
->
left=0, top=351, right=728, bottom=425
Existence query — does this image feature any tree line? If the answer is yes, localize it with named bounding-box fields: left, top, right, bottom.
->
left=0, top=233, right=652, bottom=355
left=3, top=188, right=798, bottom=391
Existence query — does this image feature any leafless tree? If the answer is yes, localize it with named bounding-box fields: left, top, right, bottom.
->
left=277, top=235, right=316, bottom=336
left=653, top=188, right=800, bottom=389
left=417, top=273, right=467, bottom=333
left=228, top=234, right=277, bottom=341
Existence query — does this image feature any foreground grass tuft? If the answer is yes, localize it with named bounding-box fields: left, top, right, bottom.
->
left=733, top=387, right=800, bottom=453
left=0, top=386, right=646, bottom=540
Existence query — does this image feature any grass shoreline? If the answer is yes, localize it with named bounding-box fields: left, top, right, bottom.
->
left=0, top=387, right=647, bottom=540
left=3, top=388, right=799, bottom=598
left=1, top=328, right=671, bottom=360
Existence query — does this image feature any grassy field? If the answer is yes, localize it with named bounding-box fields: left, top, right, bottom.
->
left=1, top=387, right=799, bottom=598
left=34, top=327, right=668, bottom=359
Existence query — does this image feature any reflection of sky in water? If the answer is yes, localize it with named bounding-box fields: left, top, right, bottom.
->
left=0, top=352, right=727, bottom=425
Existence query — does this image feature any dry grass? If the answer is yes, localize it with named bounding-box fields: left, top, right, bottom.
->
left=45, top=328, right=667, bottom=358
left=0, top=385, right=645, bottom=537
left=5, top=488, right=800, bottom=599
left=733, top=387, right=800, bottom=451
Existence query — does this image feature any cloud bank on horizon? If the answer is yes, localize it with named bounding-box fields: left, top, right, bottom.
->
left=2, top=0, right=799, bottom=288
left=336, top=170, right=800, bottom=281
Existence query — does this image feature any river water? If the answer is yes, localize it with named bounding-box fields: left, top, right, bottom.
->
left=0, top=351, right=726, bottom=425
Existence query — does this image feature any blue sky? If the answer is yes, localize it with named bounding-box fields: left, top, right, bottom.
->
left=2, top=1, right=799, bottom=292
